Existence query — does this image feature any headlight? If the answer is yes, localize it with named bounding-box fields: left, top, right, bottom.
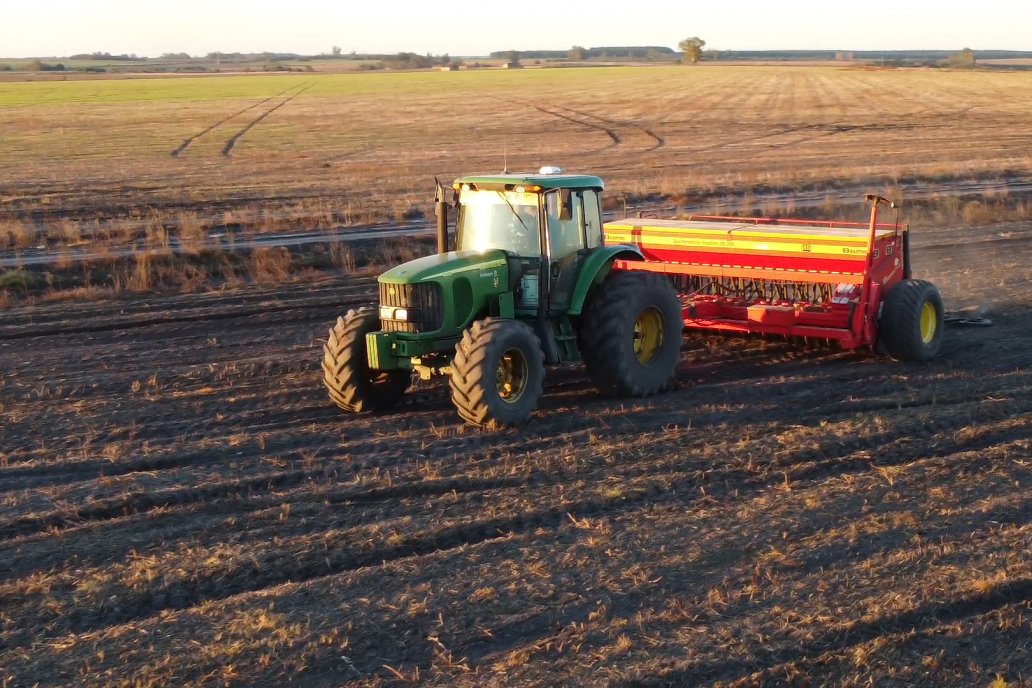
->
left=379, top=306, right=408, bottom=321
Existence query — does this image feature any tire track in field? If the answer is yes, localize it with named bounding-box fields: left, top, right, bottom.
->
left=0, top=279, right=376, bottom=330
left=632, top=577, right=1032, bottom=688
left=169, top=83, right=309, bottom=158
left=681, top=70, right=956, bottom=158
left=0, top=289, right=370, bottom=340
left=0, top=487, right=747, bottom=637
left=499, top=97, right=666, bottom=152
left=221, top=82, right=315, bottom=156
left=6, top=384, right=1029, bottom=543
left=493, top=96, right=620, bottom=148
left=533, top=103, right=621, bottom=146
left=19, top=425, right=1027, bottom=642
left=0, top=324, right=1014, bottom=495
left=549, top=104, right=665, bottom=151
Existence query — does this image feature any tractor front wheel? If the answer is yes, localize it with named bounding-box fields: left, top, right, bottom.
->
left=322, top=308, right=409, bottom=412
left=580, top=271, right=684, bottom=397
left=878, top=279, right=944, bottom=361
left=449, top=318, right=545, bottom=428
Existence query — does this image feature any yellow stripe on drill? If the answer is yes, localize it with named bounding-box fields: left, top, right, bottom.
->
left=605, top=218, right=897, bottom=242
left=604, top=229, right=873, bottom=260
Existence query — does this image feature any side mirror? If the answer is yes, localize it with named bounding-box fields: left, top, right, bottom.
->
left=557, top=189, right=573, bottom=221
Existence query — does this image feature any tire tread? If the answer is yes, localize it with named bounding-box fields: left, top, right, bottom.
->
left=580, top=271, right=683, bottom=397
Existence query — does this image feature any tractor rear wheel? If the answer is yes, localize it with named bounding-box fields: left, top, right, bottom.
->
left=322, top=308, right=409, bottom=412
left=878, top=279, right=944, bottom=361
left=580, top=271, right=683, bottom=397
left=449, top=318, right=545, bottom=428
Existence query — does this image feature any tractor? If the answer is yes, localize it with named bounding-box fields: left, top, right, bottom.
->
left=322, top=168, right=682, bottom=428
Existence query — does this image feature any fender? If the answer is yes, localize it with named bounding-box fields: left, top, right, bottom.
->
left=567, top=244, right=645, bottom=316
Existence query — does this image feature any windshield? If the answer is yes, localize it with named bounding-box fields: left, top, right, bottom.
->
left=455, top=189, right=541, bottom=256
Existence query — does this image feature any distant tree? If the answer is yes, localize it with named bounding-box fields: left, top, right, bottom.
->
left=25, top=59, right=43, bottom=72
left=507, top=50, right=521, bottom=67
left=331, top=45, right=342, bottom=56
left=391, top=52, right=434, bottom=69
left=943, top=47, right=976, bottom=68
left=568, top=45, right=587, bottom=61
left=678, top=36, right=706, bottom=65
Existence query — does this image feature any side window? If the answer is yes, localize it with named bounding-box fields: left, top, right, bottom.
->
left=546, top=191, right=585, bottom=261
left=582, top=190, right=602, bottom=248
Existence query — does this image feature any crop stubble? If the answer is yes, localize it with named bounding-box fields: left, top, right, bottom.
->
left=1, top=212, right=1030, bottom=685
left=4, top=66, right=1032, bottom=247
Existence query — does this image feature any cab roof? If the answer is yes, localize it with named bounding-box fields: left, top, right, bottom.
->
left=453, top=172, right=604, bottom=191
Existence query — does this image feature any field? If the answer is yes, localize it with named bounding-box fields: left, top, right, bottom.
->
left=2, top=65, right=1032, bottom=686
left=4, top=65, right=1032, bottom=256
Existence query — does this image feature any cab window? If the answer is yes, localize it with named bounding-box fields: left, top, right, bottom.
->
left=545, top=190, right=585, bottom=261
left=582, top=190, right=602, bottom=248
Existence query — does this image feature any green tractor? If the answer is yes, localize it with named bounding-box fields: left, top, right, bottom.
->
left=322, top=168, right=683, bottom=428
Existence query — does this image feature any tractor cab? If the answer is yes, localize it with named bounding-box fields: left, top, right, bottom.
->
left=452, top=170, right=605, bottom=312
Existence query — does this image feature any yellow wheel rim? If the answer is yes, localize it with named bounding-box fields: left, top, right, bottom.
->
left=496, top=348, right=528, bottom=402
left=633, top=307, right=664, bottom=364
left=920, top=302, right=937, bottom=344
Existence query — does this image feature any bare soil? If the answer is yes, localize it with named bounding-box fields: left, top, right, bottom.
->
left=1, top=221, right=1030, bottom=687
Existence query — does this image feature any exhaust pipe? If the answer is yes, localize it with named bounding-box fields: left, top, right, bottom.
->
left=434, top=178, right=448, bottom=255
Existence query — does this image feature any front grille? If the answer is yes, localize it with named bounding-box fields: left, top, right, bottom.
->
left=379, top=281, right=444, bottom=333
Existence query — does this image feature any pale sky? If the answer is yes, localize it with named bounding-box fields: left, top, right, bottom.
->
left=5, top=0, right=1032, bottom=58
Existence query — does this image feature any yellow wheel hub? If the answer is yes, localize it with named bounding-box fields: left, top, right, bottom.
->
left=633, top=307, right=664, bottom=364
left=496, top=348, right=529, bottom=402
left=920, top=301, right=937, bottom=344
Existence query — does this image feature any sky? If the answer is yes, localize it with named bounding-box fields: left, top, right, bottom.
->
left=4, top=0, right=1032, bottom=58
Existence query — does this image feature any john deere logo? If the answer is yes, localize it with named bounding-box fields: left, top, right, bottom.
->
left=480, top=270, right=500, bottom=288
left=388, top=286, right=396, bottom=296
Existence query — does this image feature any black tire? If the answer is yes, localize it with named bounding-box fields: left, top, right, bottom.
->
left=580, top=271, right=683, bottom=397
left=878, top=279, right=944, bottom=362
left=449, top=318, right=545, bottom=428
left=322, top=308, right=409, bottom=412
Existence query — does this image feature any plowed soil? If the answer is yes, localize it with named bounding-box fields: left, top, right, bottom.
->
left=1, top=222, right=1030, bottom=687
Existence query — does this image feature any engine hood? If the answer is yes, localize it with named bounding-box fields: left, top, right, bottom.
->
left=379, top=249, right=509, bottom=284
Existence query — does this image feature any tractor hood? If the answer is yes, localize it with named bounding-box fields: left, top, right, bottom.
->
left=379, top=249, right=509, bottom=285
left=375, top=249, right=513, bottom=337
